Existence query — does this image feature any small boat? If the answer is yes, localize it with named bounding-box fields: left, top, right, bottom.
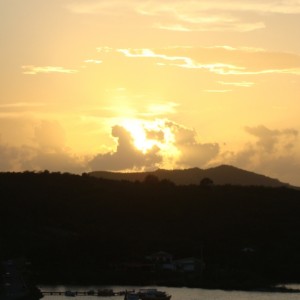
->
left=138, top=289, right=171, bottom=300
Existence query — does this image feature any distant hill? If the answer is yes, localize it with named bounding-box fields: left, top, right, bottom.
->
left=89, top=165, right=291, bottom=187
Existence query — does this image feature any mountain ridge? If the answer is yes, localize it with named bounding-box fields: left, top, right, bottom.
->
left=89, top=164, right=293, bottom=187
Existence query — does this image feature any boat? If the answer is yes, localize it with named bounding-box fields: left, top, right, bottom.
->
left=87, top=290, right=95, bottom=295
left=138, top=289, right=171, bottom=300
left=124, top=291, right=139, bottom=300
left=65, top=291, right=76, bottom=297
left=0, top=259, right=43, bottom=300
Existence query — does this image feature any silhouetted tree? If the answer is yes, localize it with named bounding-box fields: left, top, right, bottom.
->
left=200, top=177, right=214, bottom=187
left=143, top=174, right=160, bottom=185
left=160, top=178, right=175, bottom=187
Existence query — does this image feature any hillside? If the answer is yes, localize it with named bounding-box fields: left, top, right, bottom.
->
left=1, top=171, right=300, bottom=289
left=89, top=165, right=290, bottom=187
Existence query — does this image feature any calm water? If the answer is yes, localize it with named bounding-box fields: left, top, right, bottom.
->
left=39, top=285, right=300, bottom=300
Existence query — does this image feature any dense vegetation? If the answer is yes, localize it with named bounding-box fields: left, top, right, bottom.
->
left=1, top=171, right=300, bottom=289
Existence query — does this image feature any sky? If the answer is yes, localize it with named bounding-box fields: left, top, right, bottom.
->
left=1, top=0, right=300, bottom=186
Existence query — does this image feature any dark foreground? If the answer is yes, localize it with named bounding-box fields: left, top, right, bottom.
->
left=1, top=172, right=300, bottom=290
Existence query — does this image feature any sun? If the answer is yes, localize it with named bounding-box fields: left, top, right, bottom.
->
left=121, top=119, right=160, bottom=153
left=120, top=119, right=179, bottom=157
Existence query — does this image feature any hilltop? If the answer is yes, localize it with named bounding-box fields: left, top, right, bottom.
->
left=89, top=164, right=291, bottom=187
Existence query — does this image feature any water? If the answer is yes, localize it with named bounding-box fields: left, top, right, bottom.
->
left=39, top=285, right=300, bottom=300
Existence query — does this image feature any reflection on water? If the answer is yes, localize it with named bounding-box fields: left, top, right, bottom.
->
left=39, top=286, right=300, bottom=300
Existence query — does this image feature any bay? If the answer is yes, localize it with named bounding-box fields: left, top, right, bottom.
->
left=39, top=286, right=300, bottom=300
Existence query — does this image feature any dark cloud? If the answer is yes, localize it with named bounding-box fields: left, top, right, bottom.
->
left=89, top=125, right=162, bottom=171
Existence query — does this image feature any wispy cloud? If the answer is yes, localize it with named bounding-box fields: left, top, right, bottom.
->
left=153, top=21, right=265, bottom=32
left=221, top=68, right=300, bottom=75
left=65, top=1, right=133, bottom=15
left=117, top=48, right=245, bottom=74
left=84, top=59, right=103, bottom=64
left=136, top=1, right=300, bottom=16
left=116, top=47, right=300, bottom=76
left=0, top=102, right=46, bottom=108
left=143, top=102, right=179, bottom=117
left=67, top=0, right=300, bottom=15
left=66, top=0, right=300, bottom=32
left=22, top=65, right=78, bottom=75
left=218, top=81, right=255, bottom=87
left=203, top=89, right=232, bottom=93
left=152, top=11, right=265, bottom=32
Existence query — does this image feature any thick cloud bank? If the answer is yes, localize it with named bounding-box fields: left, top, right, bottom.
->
left=89, top=121, right=220, bottom=171
left=0, top=118, right=299, bottom=186
left=0, top=120, right=85, bottom=173
left=222, top=125, right=300, bottom=185
left=89, top=125, right=162, bottom=171
left=166, top=121, right=220, bottom=168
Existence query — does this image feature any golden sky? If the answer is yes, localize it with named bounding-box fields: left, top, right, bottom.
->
left=1, top=0, right=300, bottom=185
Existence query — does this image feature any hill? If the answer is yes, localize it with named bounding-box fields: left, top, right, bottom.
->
left=0, top=171, right=300, bottom=289
left=89, top=165, right=291, bottom=187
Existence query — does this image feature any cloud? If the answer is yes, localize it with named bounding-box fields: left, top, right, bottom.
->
left=221, top=125, right=300, bottom=185
left=66, top=0, right=300, bottom=32
left=89, top=125, right=162, bottom=171
left=0, top=120, right=85, bottom=173
left=67, top=0, right=300, bottom=16
left=153, top=22, right=265, bottom=33
left=203, top=89, right=232, bottom=93
left=244, top=125, right=298, bottom=153
left=0, top=142, right=85, bottom=174
left=0, top=143, right=23, bottom=171
left=117, top=48, right=246, bottom=73
left=0, top=102, right=47, bottom=117
left=152, top=13, right=265, bottom=32
left=84, top=59, right=103, bottom=64
left=0, top=102, right=46, bottom=108
left=89, top=120, right=220, bottom=171
left=65, top=1, right=133, bottom=15
left=222, top=68, right=300, bottom=75
left=116, top=47, right=300, bottom=76
left=22, top=65, right=78, bottom=75
left=143, top=102, right=179, bottom=116
left=166, top=121, right=220, bottom=168
left=136, top=0, right=300, bottom=16
left=218, top=81, right=255, bottom=87
left=21, top=150, right=86, bottom=174
left=34, top=120, right=66, bottom=151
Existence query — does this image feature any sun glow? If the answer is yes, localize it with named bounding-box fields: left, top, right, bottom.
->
left=121, top=119, right=153, bottom=153
left=121, top=119, right=178, bottom=157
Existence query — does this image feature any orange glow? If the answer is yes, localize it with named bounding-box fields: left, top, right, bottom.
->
left=1, top=0, right=300, bottom=185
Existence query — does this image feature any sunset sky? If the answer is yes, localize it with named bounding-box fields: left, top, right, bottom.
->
left=1, top=0, right=300, bottom=186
